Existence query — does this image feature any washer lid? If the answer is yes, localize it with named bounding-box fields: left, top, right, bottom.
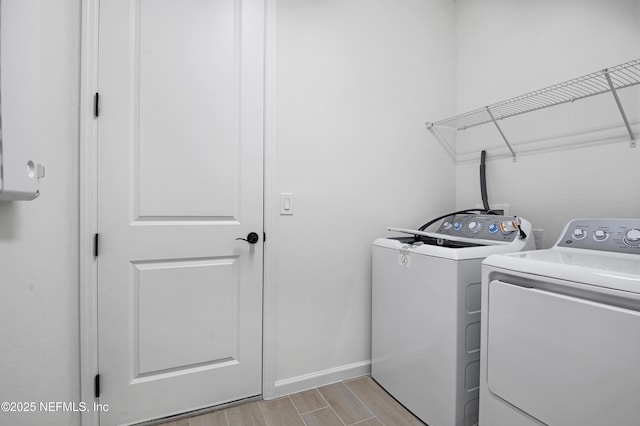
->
left=484, top=248, right=640, bottom=294
left=374, top=237, right=531, bottom=260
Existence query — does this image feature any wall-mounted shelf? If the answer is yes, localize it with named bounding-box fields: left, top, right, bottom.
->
left=427, top=58, right=640, bottom=162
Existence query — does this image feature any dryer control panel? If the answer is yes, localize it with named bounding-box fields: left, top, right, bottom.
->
left=557, top=219, right=640, bottom=254
left=434, top=214, right=523, bottom=243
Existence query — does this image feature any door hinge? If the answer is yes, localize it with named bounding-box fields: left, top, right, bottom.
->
left=94, top=92, right=100, bottom=118
left=94, top=374, right=101, bottom=398
left=93, top=233, right=99, bottom=258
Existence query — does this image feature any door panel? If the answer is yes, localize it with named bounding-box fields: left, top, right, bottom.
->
left=97, top=1, right=264, bottom=424
left=137, top=0, right=239, bottom=218
left=134, top=257, right=238, bottom=376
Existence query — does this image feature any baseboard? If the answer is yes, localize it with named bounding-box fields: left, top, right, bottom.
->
left=268, top=360, right=371, bottom=399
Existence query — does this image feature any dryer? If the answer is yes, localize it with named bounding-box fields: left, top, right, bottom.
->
left=372, top=213, right=534, bottom=426
left=479, top=218, right=640, bottom=426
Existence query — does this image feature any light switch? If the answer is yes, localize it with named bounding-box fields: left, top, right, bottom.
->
left=280, top=193, right=293, bottom=215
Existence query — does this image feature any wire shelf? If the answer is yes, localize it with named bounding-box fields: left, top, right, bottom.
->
left=429, top=58, right=640, bottom=130
left=427, top=58, right=639, bottom=161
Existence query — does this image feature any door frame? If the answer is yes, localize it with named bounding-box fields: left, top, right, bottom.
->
left=79, top=1, right=278, bottom=424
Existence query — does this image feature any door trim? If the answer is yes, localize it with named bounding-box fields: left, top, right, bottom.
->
left=79, top=0, right=100, bottom=424
left=79, top=0, right=277, bottom=423
left=262, top=0, right=278, bottom=401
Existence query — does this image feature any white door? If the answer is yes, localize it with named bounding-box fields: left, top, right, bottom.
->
left=96, top=1, right=264, bottom=424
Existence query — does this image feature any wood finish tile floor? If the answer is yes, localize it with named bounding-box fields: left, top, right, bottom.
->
left=158, top=376, right=424, bottom=426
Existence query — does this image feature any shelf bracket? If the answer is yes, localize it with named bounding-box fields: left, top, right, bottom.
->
left=603, top=70, right=636, bottom=148
left=486, top=107, right=517, bottom=162
left=426, top=123, right=456, bottom=162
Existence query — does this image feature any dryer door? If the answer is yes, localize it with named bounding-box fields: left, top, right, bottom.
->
left=486, top=279, right=640, bottom=426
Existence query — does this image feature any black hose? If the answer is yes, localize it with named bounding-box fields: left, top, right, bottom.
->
left=480, top=150, right=490, bottom=212
left=416, top=151, right=497, bottom=233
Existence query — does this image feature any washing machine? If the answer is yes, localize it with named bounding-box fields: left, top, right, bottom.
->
left=479, top=218, right=640, bottom=426
left=371, top=213, right=535, bottom=426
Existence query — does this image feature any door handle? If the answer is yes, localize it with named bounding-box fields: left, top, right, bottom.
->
left=236, top=232, right=259, bottom=244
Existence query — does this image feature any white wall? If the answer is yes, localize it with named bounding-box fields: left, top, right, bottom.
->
left=0, top=1, right=81, bottom=425
left=455, top=0, right=640, bottom=247
left=273, top=0, right=457, bottom=394
left=0, top=0, right=456, bottom=421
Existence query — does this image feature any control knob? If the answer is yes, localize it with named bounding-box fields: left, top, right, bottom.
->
left=468, top=221, right=482, bottom=233
left=593, top=229, right=608, bottom=241
left=488, top=223, right=499, bottom=234
left=499, top=221, right=517, bottom=234
left=572, top=228, right=586, bottom=239
left=624, top=229, right=640, bottom=247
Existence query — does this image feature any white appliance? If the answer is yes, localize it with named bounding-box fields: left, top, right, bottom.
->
left=372, top=213, right=535, bottom=426
left=479, top=218, right=640, bottom=426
